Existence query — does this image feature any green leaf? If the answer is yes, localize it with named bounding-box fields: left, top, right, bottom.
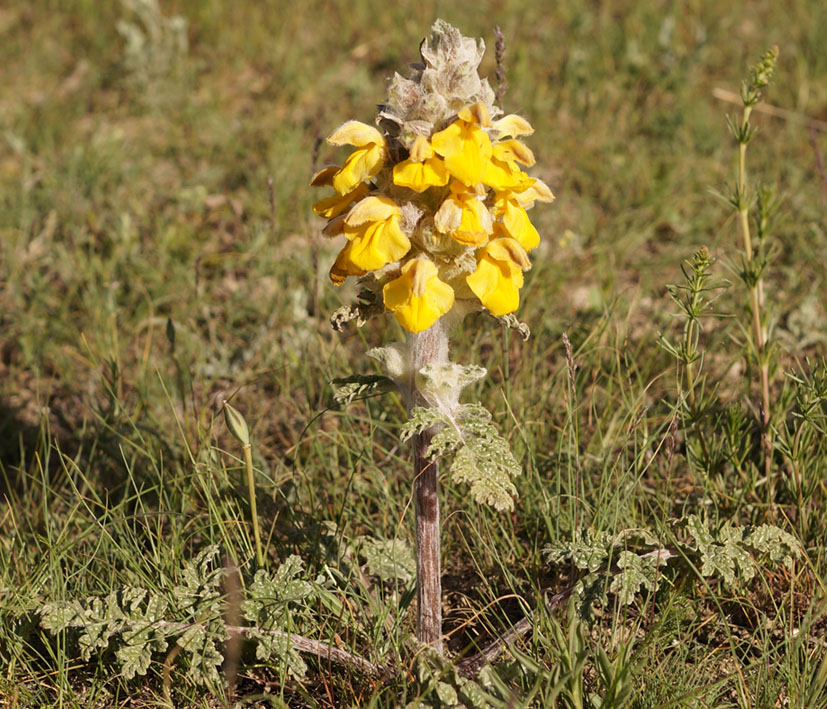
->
left=404, top=404, right=521, bottom=511
left=116, top=594, right=169, bottom=679
left=610, top=550, right=666, bottom=605
left=243, top=555, right=314, bottom=629
left=746, top=525, right=800, bottom=568
left=331, top=374, right=396, bottom=406
left=40, top=600, right=86, bottom=632
left=242, top=555, right=316, bottom=680
left=358, top=536, right=416, bottom=584
left=686, top=515, right=755, bottom=586
left=172, top=545, right=224, bottom=616
left=251, top=631, right=308, bottom=680
left=544, top=529, right=616, bottom=572
left=400, top=406, right=445, bottom=442
left=177, top=624, right=225, bottom=687
left=77, top=594, right=126, bottom=660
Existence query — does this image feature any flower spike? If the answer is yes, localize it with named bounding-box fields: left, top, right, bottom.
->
left=314, top=21, right=553, bottom=331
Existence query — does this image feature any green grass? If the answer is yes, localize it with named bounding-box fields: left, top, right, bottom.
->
left=2, top=0, right=827, bottom=706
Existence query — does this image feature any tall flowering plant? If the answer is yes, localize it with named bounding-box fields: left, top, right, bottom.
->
left=312, top=20, right=553, bottom=653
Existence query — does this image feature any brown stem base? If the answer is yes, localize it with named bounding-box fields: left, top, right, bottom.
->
left=414, top=428, right=442, bottom=653
left=406, top=322, right=449, bottom=654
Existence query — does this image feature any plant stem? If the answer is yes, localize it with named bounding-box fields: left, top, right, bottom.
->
left=683, top=318, right=711, bottom=466
left=413, top=428, right=441, bottom=652
left=244, top=444, right=265, bottom=568
left=406, top=322, right=448, bottom=653
left=737, top=105, right=773, bottom=496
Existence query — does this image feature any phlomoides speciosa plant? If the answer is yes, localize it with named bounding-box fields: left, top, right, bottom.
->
left=313, top=20, right=554, bottom=653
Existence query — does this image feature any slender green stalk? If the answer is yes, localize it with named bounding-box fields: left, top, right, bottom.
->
left=224, top=401, right=265, bottom=568
left=243, top=443, right=265, bottom=569
left=736, top=107, right=771, bottom=436
left=732, top=47, right=778, bottom=500
left=660, top=248, right=727, bottom=473
left=682, top=315, right=711, bottom=466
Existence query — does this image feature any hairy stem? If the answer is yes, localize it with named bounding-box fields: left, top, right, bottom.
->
left=406, top=322, right=449, bottom=653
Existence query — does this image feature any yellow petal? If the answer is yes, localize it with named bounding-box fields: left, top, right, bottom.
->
left=332, top=143, right=385, bottom=195
left=434, top=192, right=493, bottom=246
left=458, top=102, right=491, bottom=127
left=329, top=241, right=366, bottom=284
left=492, top=114, right=534, bottom=138
left=431, top=121, right=465, bottom=160
left=431, top=119, right=492, bottom=186
left=310, top=165, right=339, bottom=187
left=466, top=255, right=522, bottom=316
left=392, top=156, right=450, bottom=192
left=409, top=135, right=436, bottom=161
left=482, top=157, right=533, bottom=191
left=345, top=216, right=411, bottom=271
left=312, top=183, right=369, bottom=219
left=327, top=121, right=384, bottom=147
left=493, top=140, right=535, bottom=166
left=433, top=193, right=463, bottom=233
left=499, top=199, right=540, bottom=251
left=383, top=259, right=455, bottom=332
left=344, top=195, right=399, bottom=226
left=514, top=178, right=555, bottom=207
left=485, top=237, right=531, bottom=270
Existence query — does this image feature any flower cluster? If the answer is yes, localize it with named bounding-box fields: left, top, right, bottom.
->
left=312, top=21, right=553, bottom=333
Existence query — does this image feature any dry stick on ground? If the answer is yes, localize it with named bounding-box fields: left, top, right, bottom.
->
left=154, top=620, right=386, bottom=677
left=456, top=548, right=677, bottom=678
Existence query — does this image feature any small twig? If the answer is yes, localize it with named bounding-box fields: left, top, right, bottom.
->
left=712, top=88, right=827, bottom=132
left=311, top=134, right=323, bottom=172
left=153, top=620, right=384, bottom=676
left=456, top=583, right=576, bottom=677
left=455, top=548, right=676, bottom=677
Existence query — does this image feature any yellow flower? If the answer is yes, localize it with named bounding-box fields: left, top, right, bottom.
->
left=310, top=166, right=370, bottom=219
left=392, top=136, right=450, bottom=192
left=343, top=196, right=410, bottom=271
left=493, top=193, right=540, bottom=251
left=491, top=114, right=535, bottom=139
left=327, top=121, right=387, bottom=195
left=466, top=238, right=531, bottom=316
left=329, top=241, right=366, bottom=285
left=383, top=258, right=455, bottom=332
left=513, top=178, right=555, bottom=208
left=482, top=139, right=536, bottom=192
left=431, top=103, right=493, bottom=186
left=491, top=178, right=555, bottom=251
left=434, top=181, right=493, bottom=246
